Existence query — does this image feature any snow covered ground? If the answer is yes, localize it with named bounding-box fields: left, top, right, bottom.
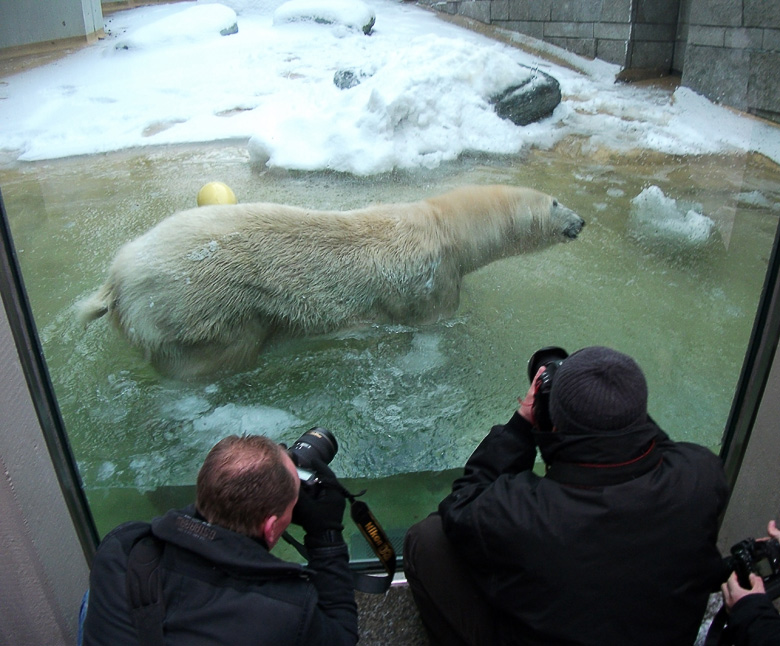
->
left=0, top=0, right=778, bottom=174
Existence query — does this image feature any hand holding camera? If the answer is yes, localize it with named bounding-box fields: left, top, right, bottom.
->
left=281, top=427, right=396, bottom=592
left=287, top=428, right=347, bottom=536
left=517, top=367, right=541, bottom=424
left=291, top=457, right=347, bottom=535
left=722, top=520, right=780, bottom=602
left=523, top=346, right=569, bottom=431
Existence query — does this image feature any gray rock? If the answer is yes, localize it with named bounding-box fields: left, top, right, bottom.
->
left=491, top=69, right=561, bottom=126
left=220, top=23, right=239, bottom=36
left=273, top=0, right=376, bottom=35
left=334, top=70, right=362, bottom=90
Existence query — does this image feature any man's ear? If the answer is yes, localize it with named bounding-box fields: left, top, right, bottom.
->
left=261, top=515, right=282, bottom=548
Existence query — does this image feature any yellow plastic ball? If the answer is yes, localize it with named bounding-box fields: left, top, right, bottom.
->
left=197, top=182, right=238, bottom=206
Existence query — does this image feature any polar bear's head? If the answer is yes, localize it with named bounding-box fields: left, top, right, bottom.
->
left=548, top=197, right=585, bottom=240
left=424, top=185, right=585, bottom=260
left=505, top=187, right=585, bottom=243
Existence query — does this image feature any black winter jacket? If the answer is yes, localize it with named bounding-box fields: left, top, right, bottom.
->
left=439, top=412, right=728, bottom=646
left=730, top=594, right=780, bottom=646
left=82, top=505, right=357, bottom=646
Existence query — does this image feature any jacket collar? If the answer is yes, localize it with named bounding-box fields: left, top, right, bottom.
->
left=533, top=420, right=665, bottom=487
left=151, top=505, right=308, bottom=578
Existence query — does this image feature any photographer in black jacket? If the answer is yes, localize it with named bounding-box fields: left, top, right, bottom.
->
left=404, top=346, right=728, bottom=646
left=721, top=519, right=780, bottom=646
left=83, top=434, right=357, bottom=646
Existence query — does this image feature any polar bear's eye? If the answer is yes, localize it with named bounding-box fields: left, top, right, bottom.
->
left=552, top=199, right=559, bottom=207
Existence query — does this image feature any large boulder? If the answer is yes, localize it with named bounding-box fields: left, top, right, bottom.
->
left=490, top=69, right=561, bottom=126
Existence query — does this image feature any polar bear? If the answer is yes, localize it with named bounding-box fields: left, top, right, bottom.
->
left=79, top=185, right=584, bottom=378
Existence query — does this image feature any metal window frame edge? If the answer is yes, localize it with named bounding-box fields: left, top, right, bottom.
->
left=720, top=217, right=780, bottom=494
left=0, top=187, right=99, bottom=562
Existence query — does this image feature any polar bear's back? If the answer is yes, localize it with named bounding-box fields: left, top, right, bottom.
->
left=79, top=185, right=583, bottom=378
left=99, top=200, right=448, bottom=348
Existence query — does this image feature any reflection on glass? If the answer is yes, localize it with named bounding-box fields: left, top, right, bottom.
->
left=1, top=1, right=779, bottom=546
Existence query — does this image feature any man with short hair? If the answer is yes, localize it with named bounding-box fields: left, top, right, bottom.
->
left=83, top=434, right=357, bottom=646
left=404, top=346, right=728, bottom=646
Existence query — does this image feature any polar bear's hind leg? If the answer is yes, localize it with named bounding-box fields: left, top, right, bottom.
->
left=150, top=319, right=271, bottom=379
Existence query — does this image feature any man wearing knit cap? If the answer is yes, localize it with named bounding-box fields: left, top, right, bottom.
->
left=404, top=346, right=728, bottom=646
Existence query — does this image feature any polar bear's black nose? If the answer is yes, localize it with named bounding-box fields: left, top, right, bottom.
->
left=564, top=218, right=585, bottom=239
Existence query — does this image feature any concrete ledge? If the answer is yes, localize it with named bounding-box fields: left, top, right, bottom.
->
left=356, top=581, right=722, bottom=646
left=357, top=582, right=429, bottom=646
left=0, top=31, right=103, bottom=63
left=102, top=0, right=190, bottom=14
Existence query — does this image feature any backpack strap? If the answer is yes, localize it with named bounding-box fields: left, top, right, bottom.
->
left=125, top=534, right=166, bottom=646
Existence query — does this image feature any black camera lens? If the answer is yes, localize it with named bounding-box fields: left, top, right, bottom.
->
left=527, top=346, right=568, bottom=432
left=287, top=427, right=338, bottom=485
left=527, top=346, right=569, bottom=384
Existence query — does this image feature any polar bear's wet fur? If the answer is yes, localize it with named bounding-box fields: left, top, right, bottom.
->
left=79, top=185, right=584, bottom=378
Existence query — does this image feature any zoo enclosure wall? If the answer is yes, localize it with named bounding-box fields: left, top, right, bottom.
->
left=418, top=0, right=780, bottom=124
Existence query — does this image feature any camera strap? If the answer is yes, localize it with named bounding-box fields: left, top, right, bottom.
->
left=349, top=497, right=396, bottom=593
left=282, top=492, right=396, bottom=594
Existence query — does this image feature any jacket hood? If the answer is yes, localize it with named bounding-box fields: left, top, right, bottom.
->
left=151, top=505, right=308, bottom=578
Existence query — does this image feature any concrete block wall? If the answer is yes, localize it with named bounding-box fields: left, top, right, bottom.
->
left=423, top=0, right=682, bottom=72
left=674, top=0, right=692, bottom=72
left=681, top=0, right=780, bottom=122
left=422, top=0, right=780, bottom=122
left=627, top=0, right=681, bottom=72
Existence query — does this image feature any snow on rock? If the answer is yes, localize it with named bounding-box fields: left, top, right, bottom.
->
left=248, top=36, right=535, bottom=175
left=490, top=68, right=562, bottom=126
left=273, top=0, right=376, bottom=34
left=114, top=3, right=239, bottom=50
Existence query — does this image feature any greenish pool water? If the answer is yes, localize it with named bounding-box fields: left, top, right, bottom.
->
left=2, top=141, right=779, bottom=539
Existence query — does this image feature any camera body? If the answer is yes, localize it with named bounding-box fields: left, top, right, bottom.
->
left=287, top=427, right=338, bottom=486
left=527, top=346, right=569, bottom=432
left=725, top=537, right=780, bottom=590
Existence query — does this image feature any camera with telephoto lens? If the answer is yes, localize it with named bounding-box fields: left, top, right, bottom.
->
left=724, top=537, right=780, bottom=590
left=287, top=427, right=338, bottom=486
left=527, top=346, right=569, bottom=432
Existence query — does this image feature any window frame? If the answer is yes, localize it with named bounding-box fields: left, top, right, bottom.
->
left=0, top=187, right=99, bottom=561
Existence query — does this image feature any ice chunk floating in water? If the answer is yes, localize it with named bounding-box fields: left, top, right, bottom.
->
left=193, top=403, right=302, bottom=440
left=628, top=185, right=716, bottom=253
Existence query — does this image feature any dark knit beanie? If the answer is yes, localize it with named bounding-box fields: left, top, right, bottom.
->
left=549, top=346, right=648, bottom=434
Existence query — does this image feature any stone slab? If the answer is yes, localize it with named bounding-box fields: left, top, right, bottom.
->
left=544, top=21, right=594, bottom=39
left=682, top=44, right=750, bottom=109
left=688, top=25, right=726, bottom=47
left=744, top=0, right=780, bottom=29
left=689, top=0, right=742, bottom=28
left=747, top=50, right=780, bottom=117
left=551, top=0, right=603, bottom=22
left=507, top=0, right=552, bottom=22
